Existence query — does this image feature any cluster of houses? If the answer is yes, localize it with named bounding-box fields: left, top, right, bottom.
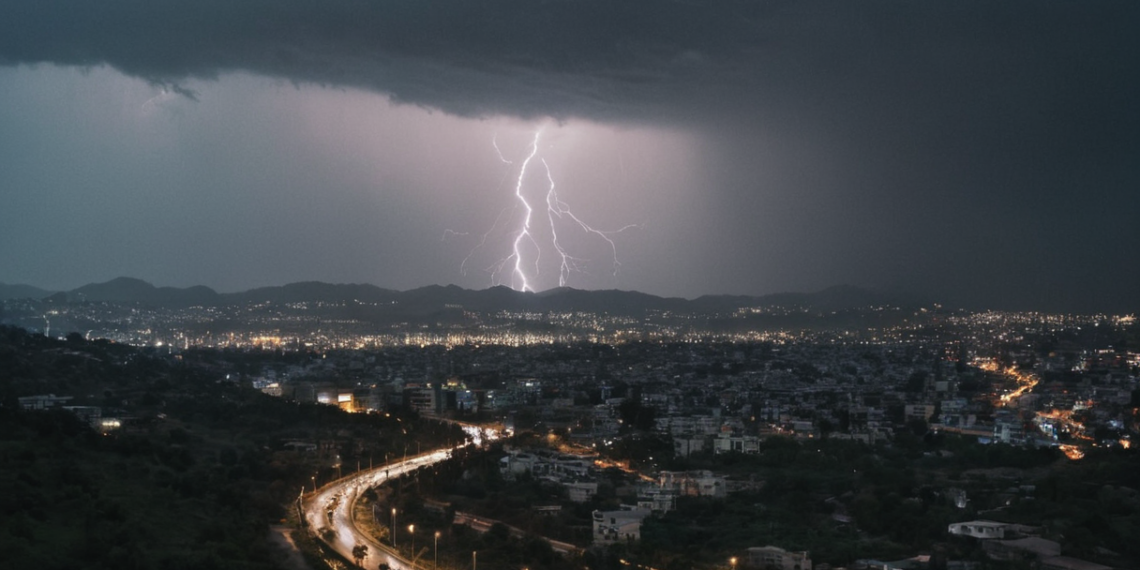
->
left=235, top=333, right=1136, bottom=471
left=947, top=520, right=1111, bottom=570
left=18, top=393, right=130, bottom=433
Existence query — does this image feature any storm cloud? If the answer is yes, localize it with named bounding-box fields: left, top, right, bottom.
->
left=1, top=1, right=1133, bottom=127
left=1, top=1, right=1138, bottom=312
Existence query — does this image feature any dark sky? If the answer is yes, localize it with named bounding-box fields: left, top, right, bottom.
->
left=1, top=1, right=1137, bottom=312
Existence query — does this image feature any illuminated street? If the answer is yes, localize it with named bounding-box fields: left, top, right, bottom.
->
left=302, top=425, right=496, bottom=569
left=303, top=449, right=451, bottom=569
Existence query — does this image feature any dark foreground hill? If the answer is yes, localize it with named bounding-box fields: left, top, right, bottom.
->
left=0, top=326, right=463, bottom=570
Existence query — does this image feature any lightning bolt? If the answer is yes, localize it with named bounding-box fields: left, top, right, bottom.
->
left=543, top=159, right=577, bottom=287
left=492, top=134, right=513, bottom=165
left=459, top=206, right=511, bottom=276
left=506, top=131, right=542, bottom=292
left=542, top=158, right=641, bottom=286
left=441, top=229, right=469, bottom=242
left=140, top=87, right=177, bottom=115
left=458, top=133, right=521, bottom=278
left=458, top=127, right=639, bottom=291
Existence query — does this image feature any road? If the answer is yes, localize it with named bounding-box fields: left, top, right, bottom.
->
left=452, top=511, right=583, bottom=556
left=301, top=424, right=496, bottom=570
left=303, top=448, right=450, bottom=569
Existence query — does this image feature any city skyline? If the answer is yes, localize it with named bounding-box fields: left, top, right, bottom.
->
left=1, top=1, right=1137, bottom=313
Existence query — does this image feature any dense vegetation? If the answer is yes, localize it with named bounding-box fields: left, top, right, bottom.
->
left=0, top=326, right=462, bottom=569
left=0, top=406, right=288, bottom=569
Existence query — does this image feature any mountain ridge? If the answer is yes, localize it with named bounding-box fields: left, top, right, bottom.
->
left=5, top=276, right=905, bottom=314
left=0, top=283, right=57, bottom=301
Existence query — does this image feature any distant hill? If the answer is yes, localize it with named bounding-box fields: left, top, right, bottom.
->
left=68, top=277, right=220, bottom=307
left=0, top=283, right=56, bottom=301
left=17, top=277, right=908, bottom=314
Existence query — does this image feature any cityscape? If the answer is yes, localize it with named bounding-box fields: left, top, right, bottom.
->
left=2, top=280, right=1137, bottom=570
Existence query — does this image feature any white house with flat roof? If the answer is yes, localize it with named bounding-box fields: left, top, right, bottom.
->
left=592, top=508, right=650, bottom=544
left=948, top=520, right=1008, bottom=539
left=746, top=546, right=811, bottom=570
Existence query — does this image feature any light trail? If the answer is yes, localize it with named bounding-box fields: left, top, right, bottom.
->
left=303, top=450, right=454, bottom=570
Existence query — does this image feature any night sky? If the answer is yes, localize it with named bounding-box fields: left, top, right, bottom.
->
left=1, top=1, right=1137, bottom=313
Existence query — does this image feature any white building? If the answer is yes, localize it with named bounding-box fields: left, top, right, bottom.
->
left=747, top=546, right=811, bottom=570
left=673, top=436, right=707, bottom=457
left=18, top=393, right=73, bottom=409
left=713, top=432, right=761, bottom=454
left=637, top=487, right=679, bottom=513
left=592, top=508, right=651, bottom=544
left=567, top=482, right=598, bottom=503
left=948, top=520, right=1008, bottom=539
left=658, top=470, right=726, bottom=498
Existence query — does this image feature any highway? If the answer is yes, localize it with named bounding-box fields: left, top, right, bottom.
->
left=301, top=424, right=495, bottom=570
left=303, top=449, right=450, bottom=569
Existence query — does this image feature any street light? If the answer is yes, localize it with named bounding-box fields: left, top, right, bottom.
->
left=409, top=524, right=416, bottom=560
left=434, top=531, right=441, bottom=570
left=391, top=508, right=398, bottom=548
left=472, top=551, right=477, bottom=570
left=730, top=557, right=738, bottom=570
left=311, top=475, right=316, bottom=493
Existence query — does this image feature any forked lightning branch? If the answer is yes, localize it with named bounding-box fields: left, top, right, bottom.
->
left=457, top=129, right=638, bottom=292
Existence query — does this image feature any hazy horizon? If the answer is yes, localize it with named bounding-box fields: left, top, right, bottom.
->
left=4, top=274, right=1138, bottom=315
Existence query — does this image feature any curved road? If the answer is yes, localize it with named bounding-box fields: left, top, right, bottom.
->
left=302, top=425, right=495, bottom=570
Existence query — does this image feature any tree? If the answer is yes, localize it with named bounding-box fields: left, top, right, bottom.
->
left=353, top=544, right=369, bottom=566
left=618, top=398, right=657, bottom=432
left=903, top=371, right=928, bottom=393
left=818, top=418, right=835, bottom=437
